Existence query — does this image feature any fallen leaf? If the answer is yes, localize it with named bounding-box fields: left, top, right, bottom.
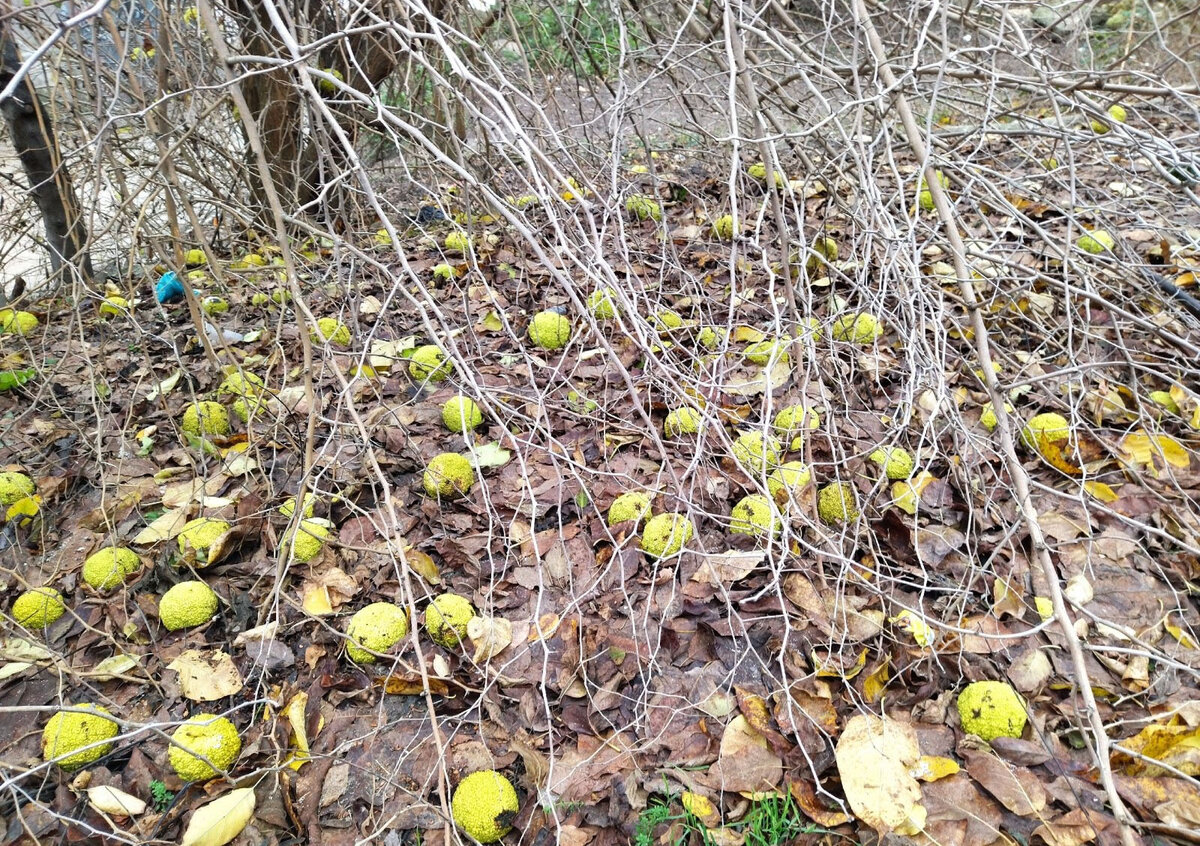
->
left=167, top=650, right=244, bottom=701
left=87, top=785, right=146, bottom=817
left=1118, top=430, right=1191, bottom=478
left=698, top=715, right=783, bottom=793
left=468, top=615, right=513, bottom=663
left=180, top=787, right=255, bottom=846
left=691, top=549, right=766, bottom=586
left=835, top=713, right=925, bottom=835
left=1112, top=719, right=1200, bottom=777
left=132, top=507, right=189, bottom=544
left=963, top=748, right=1046, bottom=816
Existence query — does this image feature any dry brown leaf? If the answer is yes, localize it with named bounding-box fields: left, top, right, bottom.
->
left=468, top=615, right=513, bottom=663
left=691, top=550, right=766, bottom=586
left=834, top=713, right=925, bottom=835
left=167, top=650, right=244, bottom=702
left=697, top=715, right=783, bottom=793
left=962, top=749, right=1046, bottom=816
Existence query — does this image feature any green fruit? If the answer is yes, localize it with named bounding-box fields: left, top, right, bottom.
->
left=625, top=194, right=662, bottom=221
left=767, top=461, right=811, bottom=501
left=712, top=214, right=737, bottom=240
left=664, top=407, right=702, bottom=437
left=279, top=493, right=317, bottom=518
left=159, top=580, right=219, bottom=631
left=744, top=339, right=787, bottom=366
left=957, top=681, right=1027, bottom=742
left=99, top=296, right=129, bottom=317
left=772, top=405, right=819, bottom=444
left=0, top=471, right=36, bottom=505
left=868, top=447, right=915, bottom=480
left=202, top=296, right=228, bottom=316
left=181, top=401, right=230, bottom=438
left=82, top=548, right=141, bottom=592
left=451, top=770, right=520, bottom=844
left=917, top=170, right=950, bottom=211
left=747, top=162, right=786, bottom=187
left=169, top=714, right=241, bottom=781
left=651, top=310, right=684, bottom=332
left=311, top=317, right=351, bottom=346
left=831, top=313, right=884, bottom=344
left=285, top=519, right=329, bottom=562
left=639, top=513, right=694, bottom=558
left=345, top=602, right=409, bottom=663
left=408, top=344, right=452, bottom=382
left=423, top=453, right=474, bottom=498
left=42, top=705, right=119, bottom=770
left=444, top=231, right=472, bottom=253
left=13, top=587, right=66, bottom=627
left=1077, top=230, right=1115, bottom=254
left=731, top=431, right=782, bottom=477
left=817, top=482, right=859, bottom=524
left=587, top=288, right=618, bottom=319
left=176, top=517, right=232, bottom=562
left=318, top=67, right=344, bottom=94
left=442, top=394, right=484, bottom=433
left=0, top=309, right=39, bottom=335
left=729, top=494, right=780, bottom=538
left=607, top=491, right=652, bottom=526
left=1020, top=412, right=1071, bottom=454
left=184, top=249, right=207, bottom=266
left=527, top=311, right=571, bottom=350
left=425, top=593, right=475, bottom=648
left=979, top=401, right=1014, bottom=431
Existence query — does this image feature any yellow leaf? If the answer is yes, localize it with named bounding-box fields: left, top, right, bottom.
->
left=1164, top=616, right=1197, bottom=650
left=812, top=647, right=867, bottom=680
left=890, top=610, right=936, bottom=647
left=862, top=658, right=890, bottom=703
left=1112, top=722, right=1200, bottom=777
left=1083, top=481, right=1119, bottom=503
left=681, top=791, right=719, bottom=826
left=835, top=715, right=926, bottom=836
left=180, top=788, right=255, bottom=846
left=5, top=494, right=40, bottom=525
left=1118, top=430, right=1191, bottom=478
left=88, top=654, right=141, bottom=681
left=284, top=691, right=312, bottom=770
left=908, top=755, right=960, bottom=782
left=300, top=584, right=334, bottom=616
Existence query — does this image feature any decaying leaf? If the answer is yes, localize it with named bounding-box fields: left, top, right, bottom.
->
left=180, top=787, right=255, bottom=846
left=87, top=785, right=146, bottom=817
left=834, top=713, right=925, bottom=836
left=697, top=715, right=783, bottom=793
left=1118, top=429, right=1191, bottom=478
left=467, top=614, right=513, bottom=663
left=167, top=650, right=244, bottom=701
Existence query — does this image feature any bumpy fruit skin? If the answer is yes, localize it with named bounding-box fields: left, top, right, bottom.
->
left=918, top=170, right=950, bottom=211
left=318, top=67, right=343, bottom=93
left=732, top=432, right=782, bottom=477
left=587, top=288, right=618, bottom=319
left=0, top=471, right=36, bottom=505
left=869, top=447, right=915, bottom=480
left=664, top=407, right=702, bottom=437
left=979, top=401, right=1014, bottom=431
left=697, top=326, right=725, bottom=349
left=184, top=249, right=207, bottom=266
left=640, top=513, right=694, bottom=557
left=217, top=371, right=264, bottom=399
left=744, top=340, right=787, bottom=366
left=1020, top=412, right=1071, bottom=454
left=607, top=491, right=652, bottom=526
left=442, top=395, right=484, bottom=433
left=625, top=194, right=662, bottom=221
left=1077, top=230, right=1115, bottom=254
left=279, top=493, right=316, bottom=519
left=444, top=231, right=472, bottom=253
left=408, top=344, right=452, bottom=382
left=957, top=681, right=1027, bottom=741
left=767, top=461, right=811, bottom=500
left=527, top=311, right=571, bottom=350
left=747, top=162, right=786, bottom=187
left=817, top=482, right=859, bottom=524
left=82, top=548, right=141, bottom=592
left=773, top=405, right=819, bottom=443
left=423, top=453, right=474, bottom=498
left=181, top=401, right=231, bottom=437
left=345, top=602, right=409, bottom=663
left=425, top=593, right=475, bottom=648
left=42, top=705, right=119, bottom=770
left=451, top=770, right=519, bottom=844
left=0, top=309, right=39, bottom=335
left=729, top=494, right=780, bottom=538
left=311, top=317, right=351, bottom=346
left=1091, top=103, right=1126, bottom=133
left=159, top=580, right=219, bottom=631
left=169, top=714, right=241, bottom=781
left=13, top=587, right=66, bottom=627
left=712, top=214, right=737, bottom=240
left=831, top=313, right=884, bottom=344
left=176, top=517, right=232, bottom=561
left=651, top=310, right=684, bottom=331
left=286, top=519, right=329, bottom=562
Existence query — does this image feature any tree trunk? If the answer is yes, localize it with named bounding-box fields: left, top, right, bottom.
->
left=0, top=18, right=93, bottom=287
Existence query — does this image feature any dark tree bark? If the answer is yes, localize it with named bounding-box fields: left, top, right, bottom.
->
left=0, top=17, right=93, bottom=286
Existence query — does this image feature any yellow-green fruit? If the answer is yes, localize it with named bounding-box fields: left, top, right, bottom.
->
left=442, top=394, right=484, bottom=433
left=318, top=67, right=344, bottom=94
left=432, top=263, right=460, bottom=281
left=1020, top=412, right=1071, bottom=454
left=451, top=770, right=520, bottom=844
left=747, top=162, right=786, bottom=187
left=817, top=482, right=859, bottom=524
left=279, top=493, right=317, bottom=519
left=744, top=339, right=787, bottom=366
left=169, top=714, right=241, bottom=781
left=408, top=344, right=452, bottom=382
left=651, top=310, right=684, bottom=331
left=423, top=453, right=474, bottom=498
left=232, top=394, right=268, bottom=422
left=712, top=214, right=737, bottom=240
left=664, top=407, right=702, bottom=437
left=42, top=705, right=119, bottom=770
left=587, top=288, right=618, bottom=319
left=868, top=447, right=915, bottom=480
left=773, top=405, right=819, bottom=442
left=0, top=471, right=35, bottom=505
left=13, top=587, right=66, bottom=627
left=979, top=400, right=1014, bottom=431
left=767, top=461, right=811, bottom=500
left=729, top=494, right=780, bottom=538
left=607, top=491, right=652, bottom=526
left=639, top=513, right=694, bottom=558
left=1077, top=230, right=1115, bottom=254
left=956, top=680, right=1027, bottom=741
left=527, top=311, right=571, bottom=350
left=625, top=194, right=662, bottom=221
left=184, top=249, right=207, bottom=266
left=286, top=519, right=329, bottom=563
left=444, top=231, right=472, bottom=253
left=0, top=309, right=39, bottom=335
left=732, top=432, right=782, bottom=477
left=1091, top=103, right=1126, bottom=133
left=311, top=317, right=351, bottom=346
left=176, top=517, right=231, bottom=561
left=917, top=170, right=950, bottom=211
left=345, top=602, right=409, bottom=663
left=831, top=313, right=884, bottom=344
left=250, top=292, right=270, bottom=307
left=82, top=548, right=141, bottom=592
left=217, top=371, right=264, bottom=399
left=810, top=236, right=839, bottom=267
left=425, top=593, right=475, bottom=648
left=697, top=326, right=726, bottom=349
left=181, top=401, right=230, bottom=438
left=201, top=296, right=227, bottom=316
left=99, top=296, right=129, bottom=317
left=159, top=580, right=219, bottom=631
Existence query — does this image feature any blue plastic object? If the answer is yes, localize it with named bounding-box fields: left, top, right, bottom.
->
left=155, top=271, right=184, bottom=303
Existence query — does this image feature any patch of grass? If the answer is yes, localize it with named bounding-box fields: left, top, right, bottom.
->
left=634, top=790, right=825, bottom=846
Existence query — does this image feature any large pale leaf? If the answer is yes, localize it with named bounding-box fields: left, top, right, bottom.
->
left=180, top=787, right=255, bottom=846
left=835, top=713, right=926, bottom=835
left=167, top=650, right=244, bottom=701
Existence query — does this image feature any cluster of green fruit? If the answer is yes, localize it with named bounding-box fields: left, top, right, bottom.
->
left=340, top=591, right=477, bottom=663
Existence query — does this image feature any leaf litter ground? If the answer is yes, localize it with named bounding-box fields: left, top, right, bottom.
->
left=2, top=136, right=1200, bottom=846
